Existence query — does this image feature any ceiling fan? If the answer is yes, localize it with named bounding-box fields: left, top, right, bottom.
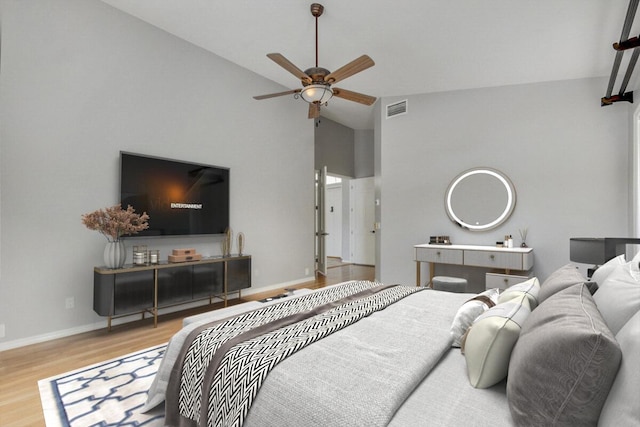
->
left=253, top=3, right=376, bottom=119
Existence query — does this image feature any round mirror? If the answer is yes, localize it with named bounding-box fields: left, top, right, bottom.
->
left=445, top=168, right=516, bottom=231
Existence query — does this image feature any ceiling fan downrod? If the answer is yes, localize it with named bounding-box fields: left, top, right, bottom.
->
left=311, top=3, right=324, bottom=68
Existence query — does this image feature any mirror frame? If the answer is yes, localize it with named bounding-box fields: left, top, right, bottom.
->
left=444, top=167, right=516, bottom=231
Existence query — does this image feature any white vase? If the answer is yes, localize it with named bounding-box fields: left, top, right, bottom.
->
left=104, top=241, right=126, bottom=269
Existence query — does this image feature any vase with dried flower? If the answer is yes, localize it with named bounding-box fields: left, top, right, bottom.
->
left=82, top=204, right=150, bottom=269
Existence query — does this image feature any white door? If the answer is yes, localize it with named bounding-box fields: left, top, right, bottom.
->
left=326, top=184, right=342, bottom=258
left=350, top=177, right=375, bottom=265
left=315, top=167, right=328, bottom=276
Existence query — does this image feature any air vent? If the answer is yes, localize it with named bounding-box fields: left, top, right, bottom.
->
left=386, top=100, right=408, bottom=118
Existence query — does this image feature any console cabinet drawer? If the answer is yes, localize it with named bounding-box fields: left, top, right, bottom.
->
left=415, top=247, right=463, bottom=265
left=464, top=250, right=524, bottom=270
left=486, top=272, right=532, bottom=290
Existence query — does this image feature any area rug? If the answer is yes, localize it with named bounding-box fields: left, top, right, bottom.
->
left=38, top=344, right=166, bottom=426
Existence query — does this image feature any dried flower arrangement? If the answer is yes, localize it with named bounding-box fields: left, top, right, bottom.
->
left=82, top=204, right=149, bottom=242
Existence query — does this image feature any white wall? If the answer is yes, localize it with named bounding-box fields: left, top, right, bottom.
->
left=377, top=78, right=631, bottom=289
left=0, top=0, right=314, bottom=348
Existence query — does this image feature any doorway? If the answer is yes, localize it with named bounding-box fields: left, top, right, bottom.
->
left=350, top=177, right=375, bottom=266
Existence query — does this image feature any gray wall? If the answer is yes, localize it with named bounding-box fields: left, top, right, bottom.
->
left=315, top=119, right=355, bottom=177
left=376, top=78, right=631, bottom=290
left=0, top=0, right=314, bottom=348
left=315, top=118, right=375, bottom=178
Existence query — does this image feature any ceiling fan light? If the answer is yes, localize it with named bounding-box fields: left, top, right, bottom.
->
left=300, top=84, right=333, bottom=104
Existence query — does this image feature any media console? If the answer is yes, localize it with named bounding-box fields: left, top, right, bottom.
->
left=93, top=255, right=251, bottom=331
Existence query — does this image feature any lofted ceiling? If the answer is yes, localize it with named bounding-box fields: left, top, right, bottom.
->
left=100, top=0, right=640, bottom=130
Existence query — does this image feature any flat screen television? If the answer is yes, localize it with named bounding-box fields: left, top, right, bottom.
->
left=120, top=152, right=229, bottom=237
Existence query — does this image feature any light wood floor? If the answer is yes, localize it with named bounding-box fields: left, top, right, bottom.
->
left=0, top=264, right=374, bottom=426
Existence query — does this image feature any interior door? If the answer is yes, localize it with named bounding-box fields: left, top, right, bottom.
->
left=326, top=184, right=343, bottom=258
left=351, top=177, right=375, bottom=265
left=315, top=167, right=328, bottom=276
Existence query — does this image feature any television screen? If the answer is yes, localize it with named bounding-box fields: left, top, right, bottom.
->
left=120, top=152, right=229, bottom=236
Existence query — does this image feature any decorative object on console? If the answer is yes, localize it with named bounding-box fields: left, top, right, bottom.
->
left=81, top=204, right=149, bottom=269
left=444, top=167, right=516, bottom=232
left=518, top=227, right=528, bottom=247
left=429, top=235, right=451, bottom=245
left=237, top=232, right=245, bottom=256
left=222, top=227, right=233, bottom=257
left=168, top=248, right=202, bottom=263
left=148, top=250, right=159, bottom=265
left=103, top=241, right=126, bottom=270
left=132, top=245, right=147, bottom=265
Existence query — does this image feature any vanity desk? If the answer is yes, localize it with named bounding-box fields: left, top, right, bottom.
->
left=414, top=244, right=534, bottom=290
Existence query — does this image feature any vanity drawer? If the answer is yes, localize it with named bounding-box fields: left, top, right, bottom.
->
left=464, top=250, right=524, bottom=270
left=415, top=247, right=463, bottom=265
left=486, top=272, right=532, bottom=290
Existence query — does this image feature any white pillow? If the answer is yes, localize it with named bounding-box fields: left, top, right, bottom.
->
left=463, top=295, right=531, bottom=389
left=450, top=288, right=500, bottom=347
left=592, top=261, right=640, bottom=334
left=597, top=310, right=640, bottom=426
left=591, top=254, right=625, bottom=286
left=498, top=277, right=540, bottom=309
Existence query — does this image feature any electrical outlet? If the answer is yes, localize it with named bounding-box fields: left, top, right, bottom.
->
left=305, top=268, right=310, bottom=276
left=254, top=269, right=260, bottom=278
left=0, top=324, right=5, bottom=339
left=65, top=297, right=75, bottom=309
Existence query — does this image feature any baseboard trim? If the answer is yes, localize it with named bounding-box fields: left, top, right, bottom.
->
left=0, top=276, right=316, bottom=352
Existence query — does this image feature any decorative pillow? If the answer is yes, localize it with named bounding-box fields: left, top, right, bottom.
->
left=598, top=310, right=640, bottom=426
left=450, top=288, right=500, bottom=347
left=592, top=261, right=640, bottom=334
left=497, top=277, right=539, bottom=309
left=537, top=263, right=586, bottom=303
left=591, top=254, right=625, bottom=286
left=507, top=283, right=622, bottom=426
left=462, top=295, right=530, bottom=389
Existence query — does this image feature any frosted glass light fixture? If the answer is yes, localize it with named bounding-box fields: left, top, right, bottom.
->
left=300, top=84, right=333, bottom=104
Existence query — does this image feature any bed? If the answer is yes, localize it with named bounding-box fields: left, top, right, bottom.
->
left=142, top=256, right=640, bottom=427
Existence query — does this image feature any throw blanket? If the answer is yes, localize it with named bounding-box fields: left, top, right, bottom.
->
left=165, top=281, right=423, bottom=427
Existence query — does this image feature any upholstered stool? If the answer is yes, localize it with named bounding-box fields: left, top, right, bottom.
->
left=432, top=276, right=468, bottom=293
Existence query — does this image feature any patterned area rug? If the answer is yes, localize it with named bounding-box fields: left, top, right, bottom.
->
left=38, top=344, right=166, bottom=426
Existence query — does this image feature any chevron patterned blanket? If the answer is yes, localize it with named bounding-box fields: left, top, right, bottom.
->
left=165, top=281, right=423, bottom=427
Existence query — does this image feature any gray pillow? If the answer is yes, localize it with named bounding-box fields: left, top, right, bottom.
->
left=592, top=261, right=640, bottom=334
left=597, top=310, right=640, bottom=426
left=507, top=283, right=621, bottom=426
left=537, top=263, right=585, bottom=303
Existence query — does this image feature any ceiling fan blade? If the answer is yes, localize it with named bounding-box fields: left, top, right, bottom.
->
left=253, top=89, right=301, bottom=100
left=332, top=88, right=377, bottom=106
left=267, top=53, right=312, bottom=84
left=324, top=55, right=375, bottom=84
left=308, top=102, right=320, bottom=119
